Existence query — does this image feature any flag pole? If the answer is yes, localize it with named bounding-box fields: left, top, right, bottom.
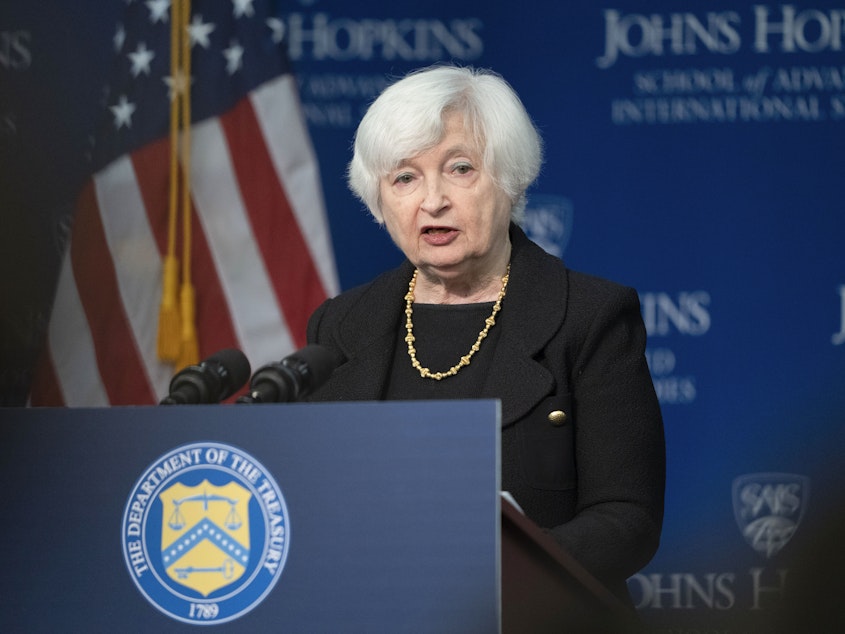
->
left=176, top=0, right=199, bottom=368
left=156, top=0, right=186, bottom=362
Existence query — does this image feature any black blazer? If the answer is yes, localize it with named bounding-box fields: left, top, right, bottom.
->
left=306, top=224, right=665, bottom=597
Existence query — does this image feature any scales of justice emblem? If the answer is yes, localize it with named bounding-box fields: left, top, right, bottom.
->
left=158, top=480, right=253, bottom=596
left=123, top=442, right=288, bottom=624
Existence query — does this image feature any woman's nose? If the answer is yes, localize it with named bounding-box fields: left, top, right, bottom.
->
left=419, top=178, right=448, bottom=214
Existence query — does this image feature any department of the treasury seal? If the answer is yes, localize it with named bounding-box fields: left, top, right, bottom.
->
left=121, top=442, right=290, bottom=624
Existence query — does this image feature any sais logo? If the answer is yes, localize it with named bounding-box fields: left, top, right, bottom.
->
left=732, top=472, right=809, bottom=559
left=520, top=194, right=574, bottom=259
left=122, top=442, right=290, bottom=624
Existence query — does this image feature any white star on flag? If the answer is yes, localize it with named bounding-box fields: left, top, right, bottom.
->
left=146, top=0, right=171, bottom=25
left=114, top=24, right=126, bottom=52
left=223, top=40, right=244, bottom=75
left=188, top=14, right=215, bottom=49
left=232, top=0, right=256, bottom=19
left=266, top=18, right=285, bottom=44
left=128, top=42, right=155, bottom=77
left=109, top=95, right=136, bottom=129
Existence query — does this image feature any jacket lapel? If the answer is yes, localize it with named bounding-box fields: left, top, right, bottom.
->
left=480, top=225, right=569, bottom=425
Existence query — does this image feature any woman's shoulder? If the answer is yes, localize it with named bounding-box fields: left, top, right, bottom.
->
left=512, top=224, right=641, bottom=319
left=566, top=268, right=638, bottom=301
left=307, top=261, right=413, bottom=340
left=323, top=261, right=412, bottom=312
left=561, top=268, right=646, bottom=352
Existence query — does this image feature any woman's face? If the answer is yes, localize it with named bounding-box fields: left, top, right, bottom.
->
left=378, top=112, right=513, bottom=282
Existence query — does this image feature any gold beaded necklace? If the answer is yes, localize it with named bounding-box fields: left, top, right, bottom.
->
left=404, top=264, right=510, bottom=380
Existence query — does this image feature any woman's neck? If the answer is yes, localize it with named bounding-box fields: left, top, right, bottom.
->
left=413, top=250, right=511, bottom=305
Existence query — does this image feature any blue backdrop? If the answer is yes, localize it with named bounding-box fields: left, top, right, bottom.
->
left=2, top=1, right=844, bottom=630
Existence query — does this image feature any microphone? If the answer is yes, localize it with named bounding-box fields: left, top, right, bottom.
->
left=160, top=348, right=251, bottom=405
left=236, top=344, right=337, bottom=404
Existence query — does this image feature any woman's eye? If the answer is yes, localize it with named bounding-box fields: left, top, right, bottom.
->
left=394, top=173, right=414, bottom=185
left=452, top=162, right=473, bottom=175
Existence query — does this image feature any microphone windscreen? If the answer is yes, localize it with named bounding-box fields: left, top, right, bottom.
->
left=292, top=344, right=338, bottom=387
left=208, top=348, right=252, bottom=398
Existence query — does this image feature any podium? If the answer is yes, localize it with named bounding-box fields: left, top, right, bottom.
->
left=1, top=401, right=632, bottom=632
left=502, top=494, right=637, bottom=633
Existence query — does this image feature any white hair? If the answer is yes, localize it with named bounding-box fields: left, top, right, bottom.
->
left=347, top=65, right=543, bottom=223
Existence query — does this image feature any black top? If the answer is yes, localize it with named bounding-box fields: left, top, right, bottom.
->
left=384, top=301, right=531, bottom=529
left=384, top=302, right=500, bottom=401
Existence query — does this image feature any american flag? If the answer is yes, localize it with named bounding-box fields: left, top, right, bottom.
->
left=29, top=0, right=338, bottom=406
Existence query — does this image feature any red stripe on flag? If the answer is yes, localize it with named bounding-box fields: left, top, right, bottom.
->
left=71, top=181, right=156, bottom=405
left=28, top=346, right=64, bottom=406
left=130, top=138, right=240, bottom=359
left=219, top=97, right=328, bottom=348
left=189, top=199, right=243, bottom=358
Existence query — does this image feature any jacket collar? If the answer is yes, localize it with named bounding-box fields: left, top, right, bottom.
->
left=332, top=224, right=569, bottom=425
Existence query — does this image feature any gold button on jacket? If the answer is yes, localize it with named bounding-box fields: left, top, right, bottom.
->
left=548, top=410, right=567, bottom=426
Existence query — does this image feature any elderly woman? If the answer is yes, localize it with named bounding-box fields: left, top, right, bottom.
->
left=306, top=65, right=665, bottom=604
